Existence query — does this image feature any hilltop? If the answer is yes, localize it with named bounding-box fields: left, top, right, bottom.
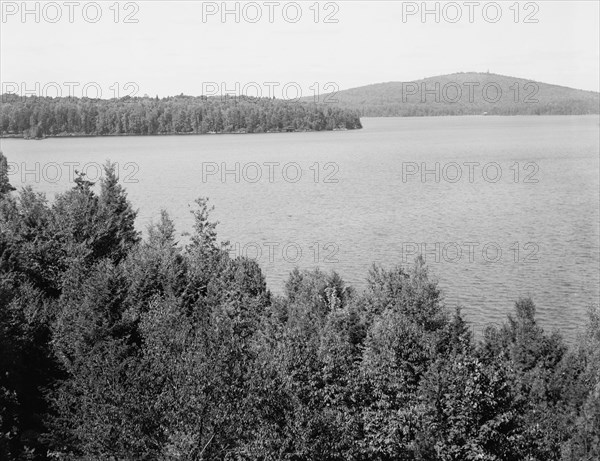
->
left=313, top=72, right=600, bottom=116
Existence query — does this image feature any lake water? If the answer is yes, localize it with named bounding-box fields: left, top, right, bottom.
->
left=2, top=116, right=599, bottom=340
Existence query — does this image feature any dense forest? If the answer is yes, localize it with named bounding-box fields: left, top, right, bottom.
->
left=1, top=150, right=599, bottom=460
left=0, top=95, right=362, bottom=139
left=315, top=72, right=600, bottom=117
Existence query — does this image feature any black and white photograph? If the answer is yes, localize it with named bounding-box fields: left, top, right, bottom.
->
left=1, top=1, right=599, bottom=459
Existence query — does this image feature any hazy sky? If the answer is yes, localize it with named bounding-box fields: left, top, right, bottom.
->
left=1, top=1, right=599, bottom=98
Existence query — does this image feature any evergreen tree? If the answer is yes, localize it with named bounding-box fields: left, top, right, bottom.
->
left=0, top=151, right=15, bottom=196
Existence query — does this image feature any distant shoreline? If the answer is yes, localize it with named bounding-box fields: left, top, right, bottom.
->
left=0, top=127, right=356, bottom=141
left=2, top=113, right=598, bottom=141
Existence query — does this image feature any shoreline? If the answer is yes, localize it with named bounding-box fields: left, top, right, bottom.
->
left=3, top=113, right=598, bottom=141
left=0, top=127, right=357, bottom=140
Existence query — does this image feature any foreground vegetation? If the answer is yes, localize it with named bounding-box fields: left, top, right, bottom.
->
left=0, top=151, right=599, bottom=460
left=0, top=95, right=362, bottom=139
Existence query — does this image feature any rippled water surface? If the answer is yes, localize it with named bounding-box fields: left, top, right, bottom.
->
left=3, top=115, right=599, bottom=339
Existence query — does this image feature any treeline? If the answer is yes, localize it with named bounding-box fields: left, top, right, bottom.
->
left=323, top=72, right=600, bottom=117
left=1, top=151, right=599, bottom=460
left=350, top=101, right=600, bottom=117
left=0, top=94, right=362, bottom=139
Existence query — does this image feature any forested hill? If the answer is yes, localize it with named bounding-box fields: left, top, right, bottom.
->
left=0, top=94, right=362, bottom=139
left=314, top=72, right=600, bottom=117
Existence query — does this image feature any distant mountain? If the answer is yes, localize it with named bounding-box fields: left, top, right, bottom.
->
left=311, top=72, right=600, bottom=116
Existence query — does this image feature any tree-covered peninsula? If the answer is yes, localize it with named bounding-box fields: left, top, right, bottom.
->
left=0, top=94, right=362, bottom=139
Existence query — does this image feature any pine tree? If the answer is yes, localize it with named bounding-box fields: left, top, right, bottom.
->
left=95, top=162, right=139, bottom=263
left=0, top=151, right=15, bottom=196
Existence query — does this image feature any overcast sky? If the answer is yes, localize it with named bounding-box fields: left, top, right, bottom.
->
left=1, top=1, right=599, bottom=98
